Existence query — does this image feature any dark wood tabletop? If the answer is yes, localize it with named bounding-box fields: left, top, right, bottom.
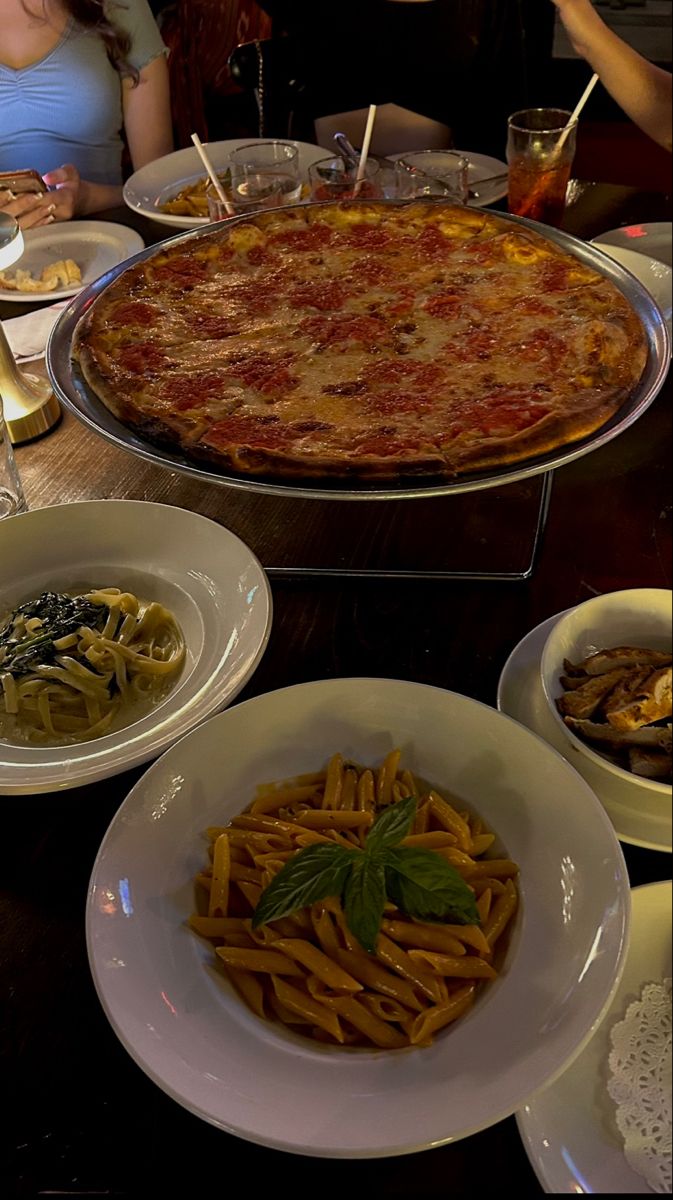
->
left=1, top=181, right=671, bottom=1197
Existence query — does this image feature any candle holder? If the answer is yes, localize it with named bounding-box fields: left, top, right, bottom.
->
left=0, top=212, right=61, bottom=444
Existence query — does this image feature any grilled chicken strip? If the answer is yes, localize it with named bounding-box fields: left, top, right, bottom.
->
left=605, top=666, right=672, bottom=731
left=564, top=718, right=672, bottom=751
left=563, top=646, right=671, bottom=677
left=556, top=667, right=631, bottom=720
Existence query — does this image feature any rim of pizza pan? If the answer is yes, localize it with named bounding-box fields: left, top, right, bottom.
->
left=46, top=200, right=671, bottom=502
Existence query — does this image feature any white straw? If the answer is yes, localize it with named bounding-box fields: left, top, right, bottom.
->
left=557, top=72, right=599, bottom=154
left=354, top=104, right=377, bottom=196
left=190, top=133, right=235, bottom=215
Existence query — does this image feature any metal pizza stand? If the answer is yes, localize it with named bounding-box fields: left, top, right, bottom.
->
left=45, top=204, right=671, bottom=581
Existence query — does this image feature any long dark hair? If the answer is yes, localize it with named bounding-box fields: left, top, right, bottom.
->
left=25, top=0, right=140, bottom=81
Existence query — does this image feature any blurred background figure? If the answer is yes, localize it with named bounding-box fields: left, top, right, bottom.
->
left=0, top=0, right=173, bottom=226
left=552, top=0, right=672, bottom=152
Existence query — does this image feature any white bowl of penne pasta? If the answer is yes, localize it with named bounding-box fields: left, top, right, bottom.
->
left=86, top=676, right=630, bottom=1157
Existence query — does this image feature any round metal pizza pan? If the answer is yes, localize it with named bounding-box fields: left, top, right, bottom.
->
left=46, top=201, right=671, bottom=502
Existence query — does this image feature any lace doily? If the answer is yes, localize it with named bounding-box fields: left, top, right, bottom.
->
left=607, top=977, right=672, bottom=1194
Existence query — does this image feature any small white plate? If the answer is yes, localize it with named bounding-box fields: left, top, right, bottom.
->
left=517, top=879, right=672, bottom=1194
left=87, top=677, right=629, bottom=1157
left=497, top=613, right=673, bottom=853
left=591, top=241, right=672, bottom=336
left=124, top=139, right=329, bottom=230
left=388, top=150, right=508, bottom=208
left=593, top=221, right=672, bottom=269
left=0, top=501, right=272, bottom=794
left=0, top=221, right=145, bottom=303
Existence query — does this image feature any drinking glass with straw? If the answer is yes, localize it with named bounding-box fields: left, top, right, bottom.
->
left=507, top=73, right=599, bottom=227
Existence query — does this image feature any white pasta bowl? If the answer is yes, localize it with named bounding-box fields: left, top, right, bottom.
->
left=540, top=588, right=672, bottom=799
left=86, top=677, right=630, bottom=1157
left=0, top=500, right=272, bottom=793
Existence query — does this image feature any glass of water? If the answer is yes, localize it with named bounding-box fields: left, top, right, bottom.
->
left=228, top=141, right=303, bottom=204
left=0, top=398, right=27, bottom=518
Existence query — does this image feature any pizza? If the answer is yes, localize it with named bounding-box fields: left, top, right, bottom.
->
left=73, top=201, right=648, bottom=482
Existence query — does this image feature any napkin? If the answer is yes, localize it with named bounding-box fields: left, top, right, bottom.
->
left=607, top=976, right=672, bottom=1193
left=1, top=300, right=70, bottom=363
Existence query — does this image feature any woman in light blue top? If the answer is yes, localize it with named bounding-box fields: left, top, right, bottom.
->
left=0, top=0, right=173, bottom=226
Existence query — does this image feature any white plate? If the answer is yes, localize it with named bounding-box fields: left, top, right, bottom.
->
left=0, top=501, right=272, bottom=794
left=123, top=139, right=329, bottom=229
left=388, top=150, right=508, bottom=207
left=0, top=221, right=145, bottom=303
left=591, top=241, right=672, bottom=337
left=497, top=613, right=673, bottom=853
left=593, top=221, right=672, bottom=269
left=517, top=879, right=672, bottom=1194
left=86, top=677, right=629, bottom=1157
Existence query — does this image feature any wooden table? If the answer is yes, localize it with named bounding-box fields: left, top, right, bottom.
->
left=1, top=183, right=671, bottom=1196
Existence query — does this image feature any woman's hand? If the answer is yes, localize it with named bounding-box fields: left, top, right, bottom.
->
left=41, top=164, right=84, bottom=220
left=0, top=189, right=55, bottom=229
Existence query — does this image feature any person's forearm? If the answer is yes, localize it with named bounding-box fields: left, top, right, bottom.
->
left=555, top=0, right=672, bottom=150
left=78, top=181, right=124, bottom=214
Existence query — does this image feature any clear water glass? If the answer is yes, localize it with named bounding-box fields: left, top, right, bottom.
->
left=206, top=170, right=286, bottom=220
left=229, top=141, right=303, bottom=204
left=396, top=150, right=470, bottom=203
left=0, top=397, right=27, bottom=518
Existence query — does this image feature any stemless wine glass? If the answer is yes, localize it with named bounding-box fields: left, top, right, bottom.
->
left=206, top=168, right=286, bottom=221
left=506, top=108, right=577, bottom=227
left=396, top=150, right=470, bottom=203
left=228, top=141, right=302, bottom=204
left=0, top=398, right=27, bottom=518
left=308, top=156, right=382, bottom=201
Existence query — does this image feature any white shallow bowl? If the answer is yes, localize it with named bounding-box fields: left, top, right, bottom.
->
left=0, top=221, right=145, bottom=303
left=593, top=221, right=672, bottom=269
left=540, top=588, right=672, bottom=797
left=0, top=501, right=272, bottom=794
left=87, top=677, right=630, bottom=1157
left=517, top=879, right=672, bottom=1194
left=123, top=139, right=328, bottom=230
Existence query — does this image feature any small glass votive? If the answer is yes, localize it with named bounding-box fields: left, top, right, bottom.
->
left=396, top=150, right=470, bottom=204
left=228, top=141, right=302, bottom=204
left=206, top=168, right=286, bottom=221
left=308, top=156, right=382, bottom=201
left=0, top=397, right=28, bottom=518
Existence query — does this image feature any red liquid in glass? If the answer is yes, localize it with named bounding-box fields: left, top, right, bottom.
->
left=507, top=158, right=571, bottom=227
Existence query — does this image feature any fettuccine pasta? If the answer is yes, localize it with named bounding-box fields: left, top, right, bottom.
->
left=190, top=750, right=519, bottom=1049
left=0, top=588, right=185, bottom=744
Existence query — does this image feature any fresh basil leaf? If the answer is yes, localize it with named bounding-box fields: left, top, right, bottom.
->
left=366, top=795, right=417, bottom=855
left=343, top=855, right=387, bottom=954
left=252, top=843, right=358, bottom=928
left=384, top=847, right=480, bottom=926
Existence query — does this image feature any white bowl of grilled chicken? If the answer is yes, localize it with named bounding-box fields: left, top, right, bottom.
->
left=540, top=589, right=672, bottom=796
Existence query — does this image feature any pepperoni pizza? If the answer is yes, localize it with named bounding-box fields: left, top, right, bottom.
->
left=74, top=202, right=648, bottom=481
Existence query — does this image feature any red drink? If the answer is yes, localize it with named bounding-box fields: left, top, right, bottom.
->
left=507, top=156, right=571, bottom=227
left=311, top=179, right=382, bottom=202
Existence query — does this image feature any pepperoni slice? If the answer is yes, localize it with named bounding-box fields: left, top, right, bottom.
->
left=289, top=281, right=348, bottom=311
left=201, top=414, right=295, bottom=451
left=225, top=353, right=299, bottom=393
left=116, top=343, right=169, bottom=375
left=150, top=255, right=209, bottom=286
left=300, top=313, right=388, bottom=346
left=159, top=372, right=228, bottom=411
left=108, top=301, right=158, bottom=327
left=268, top=224, right=334, bottom=251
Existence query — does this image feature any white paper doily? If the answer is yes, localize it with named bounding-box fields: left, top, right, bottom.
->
left=608, top=977, right=672, bottom=1193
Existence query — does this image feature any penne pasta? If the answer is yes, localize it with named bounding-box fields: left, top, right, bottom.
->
left=190, top=750, right=519, bottom=1050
